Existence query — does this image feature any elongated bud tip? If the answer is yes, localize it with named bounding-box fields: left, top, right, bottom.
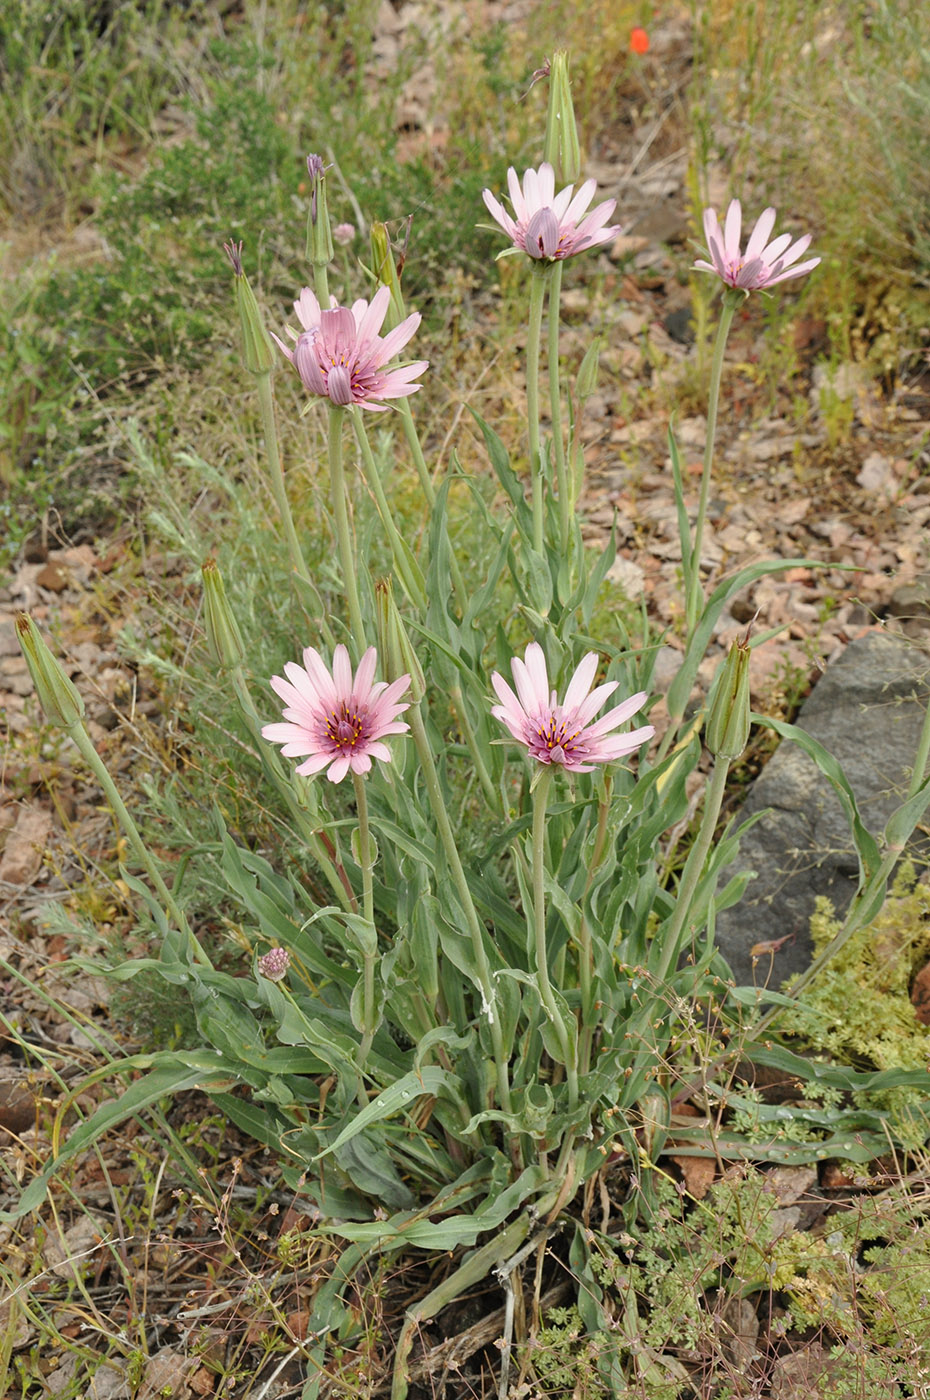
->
left=223, top=238, right=244, bottom=276
left=224, top=242, right=275, bottom=375
left=369, top=222, right=406, bottom=327
left=201, top=558, right=246, bottom=669
left=705, top=630, right=752, bottom=759
left=576, top=335, right=602, bottom=401
left=16, top=613, right=85, bottom=728
left=375, top=578, right=425, bottom=698
left=305, top=152, right=335, bottom=265
left=544, top=50, right=581, bottom=183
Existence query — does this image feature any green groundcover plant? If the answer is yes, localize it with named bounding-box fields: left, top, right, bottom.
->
left=10, top=54, right=930, bottom=1397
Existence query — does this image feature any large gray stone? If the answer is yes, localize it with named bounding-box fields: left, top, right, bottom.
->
left=714, top=631, right=930, bottom=986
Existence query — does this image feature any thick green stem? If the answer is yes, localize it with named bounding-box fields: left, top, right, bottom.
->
left=406, top=702, right=514, bottom=1118
left=65, top=722, right=209, bottom=965
left=686, top=291, right=740, bottom=639
left=312, top=261, right=330, bottom=309
left=908, top=687, right=930, bottom=801
left=352, top=410, right=428, bottom=612
left=531, top=768, right=578, bottom=1108
left=546, top=260, right=569, bottom=553
left=352, top=773, right=378, bottom=1081
left=394, top=398, right=468, bottom=605
left=577, top=790, right=611, bottom=1075
left=449, top=685, right=501, bottom=815
left=255, top=373, right=311, bottom=586
left=526, top=270, right=548, bottom=553
left=327, top=405, right=367, bottom=649
left=654, top=754, right=731, bottom=987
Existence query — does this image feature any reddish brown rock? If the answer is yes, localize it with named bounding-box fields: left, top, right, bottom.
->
left=35, top=562, right=68, bottom=592
left=911, top=959, right=930, bottom=1025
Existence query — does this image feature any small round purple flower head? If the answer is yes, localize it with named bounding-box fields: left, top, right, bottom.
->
left=258, top=947, right=290, bottom=982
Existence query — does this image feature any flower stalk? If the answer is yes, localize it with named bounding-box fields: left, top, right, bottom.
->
left=685, top=288, right=738, bottom=638
left=17, top=615, right=209, bottom=966
left=352, top=772, right=379, bottom=1078
left=527, top=267, right=548, bottom=553
left=351, top=408, right=428, bottom=612
left=327, top=406, right=367, bottom=649
left=531, top=766, right=578, bottom=1108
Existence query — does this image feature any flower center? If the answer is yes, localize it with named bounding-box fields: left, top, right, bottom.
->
left=537, top=713, right=581, bottom=761
left=525, top=207, right=561, bottom=259
left=326, top=363, right=354, bottom=405
left=326, top=705, right=364, bottom=750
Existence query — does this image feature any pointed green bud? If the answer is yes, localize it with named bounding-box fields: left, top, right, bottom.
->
left=705, top=631, right=752, bottom=759
left=305, top=154, right=335, bottom=267
left=201, top=558, right=246, bottom=670
left=16, top=613, right=84, bottom=728
left=544, top=52, right=581, bottom=183
left=375, top=578, right=425, bottom=700
left=370, top=220, right=407, bottom=329
left=223, top=240, right=275, bottom=376
left=576, top=334, right=602, bottom=402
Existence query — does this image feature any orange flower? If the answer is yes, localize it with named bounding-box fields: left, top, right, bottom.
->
left=630, top=27, right=649, bottom=54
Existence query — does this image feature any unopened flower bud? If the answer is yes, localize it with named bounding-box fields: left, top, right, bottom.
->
left=201, top=558, right=246, bottom=670
left=575, top=335, right=602, bottom=402
left=223, top=239, right=275, bottom=375
left=257, top=947, right=290, bottom=981
left=375, top=578, right=425, bottom=699
left=16, top=613, right=84, bottom=728
left=706, top=631, right=752, bottom=759
left=305, top=153, right=335, bottom=267
left=370, top=221, right=407, bottom=328
left=544, top=51, right=581, bottom=183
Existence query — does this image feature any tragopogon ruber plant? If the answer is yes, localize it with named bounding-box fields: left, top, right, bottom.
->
left=16, top=50, right=930, bottom=1400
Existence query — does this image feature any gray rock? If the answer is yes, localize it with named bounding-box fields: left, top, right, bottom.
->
left=714, top=631, right=930, bottom=986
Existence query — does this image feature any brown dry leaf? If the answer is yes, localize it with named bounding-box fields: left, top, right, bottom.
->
left=140, top=1346, right=195, bottom=1400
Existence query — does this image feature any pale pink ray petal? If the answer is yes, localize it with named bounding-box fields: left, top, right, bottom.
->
left=293, top=287, right=322, bottom=330
left=301, top=648, right=339, bottom=706
left=295, top=751, right=335, bottom=775
left=560, top=653, right=600, bottom=713
left=744, top=207, right=777, bottom=262
left=562, top=178, right=598, bottom=226
left=723, top=199, right=743, bottom=263
left=378, top=312, right=422, bottom=362
left=536, top=163, right=556, bottom=204
left=568, top=679, right=622, bottom=729
left=353, top=647, right=378, bottom=699
left=355, top=284, right=392, bottom=346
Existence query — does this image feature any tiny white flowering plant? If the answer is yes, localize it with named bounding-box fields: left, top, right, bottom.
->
left=14, top=53, right=930, bottom=1396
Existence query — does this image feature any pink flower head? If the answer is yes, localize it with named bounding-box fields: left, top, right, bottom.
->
left=482, top=163, right=620, bottom=262
left=694, top=199, right=820, bottom=292
left=272, top=283, right=427, bottom=411
left=257, top=947, right=290, bottom=982
left=261, top=644, right=411, bottom=783
left=491, top=642, right=653, bottom=772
